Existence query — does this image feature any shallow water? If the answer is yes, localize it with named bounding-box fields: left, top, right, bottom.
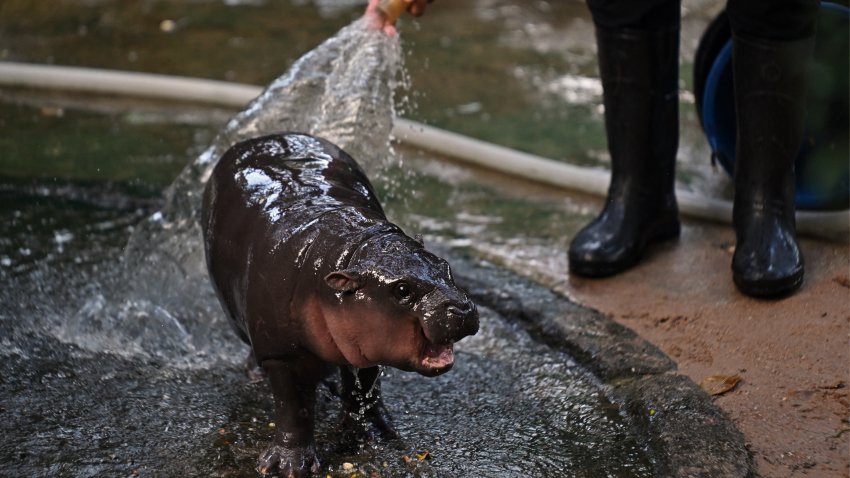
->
left=0, top=1, right=732, bottom=476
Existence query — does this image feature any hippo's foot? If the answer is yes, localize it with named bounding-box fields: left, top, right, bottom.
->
left=244, top=352, right=266, bottom=383
left=341, top=398, right=400, bottom=444
left=257, top=443, right=319, bottom=478
left=339, top=366, right=399, bottom=445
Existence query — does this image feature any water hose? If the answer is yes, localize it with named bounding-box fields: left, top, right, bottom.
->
left=0, top=61, right=847, bottom=241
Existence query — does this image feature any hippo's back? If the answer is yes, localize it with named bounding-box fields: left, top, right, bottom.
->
left=207, top=133, right=384, bottom=220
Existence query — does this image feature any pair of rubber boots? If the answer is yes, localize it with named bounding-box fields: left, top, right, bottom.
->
left=568, top=26, right=812, bottom=298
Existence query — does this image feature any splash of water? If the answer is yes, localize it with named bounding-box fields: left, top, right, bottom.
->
left=59, top=17, right=406, bottom=365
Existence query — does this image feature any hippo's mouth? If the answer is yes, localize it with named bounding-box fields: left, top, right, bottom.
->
left=419, top=340, right=455, bottom=375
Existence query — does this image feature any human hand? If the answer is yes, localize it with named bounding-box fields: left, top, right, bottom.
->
left=365, top=0, right=433, bottom=35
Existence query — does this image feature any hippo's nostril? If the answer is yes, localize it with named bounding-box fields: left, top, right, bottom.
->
left=428, top=302, right=479, bottom=343
left=447, top=304, right=471, bottom=317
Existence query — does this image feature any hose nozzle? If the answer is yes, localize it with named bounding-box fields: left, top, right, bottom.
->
left=377, top=0, right=407, bottom=25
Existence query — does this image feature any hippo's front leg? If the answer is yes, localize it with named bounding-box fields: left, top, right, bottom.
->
left=340, top=366, right=399, bottom=443
left=258, top=359, right=321, bottom=478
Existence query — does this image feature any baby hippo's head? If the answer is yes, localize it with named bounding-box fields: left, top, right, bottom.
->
left=323, top=236, right=479, bottom=376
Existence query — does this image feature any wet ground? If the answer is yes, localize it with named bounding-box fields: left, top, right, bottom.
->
left=445, top=161, right=850, bottom=478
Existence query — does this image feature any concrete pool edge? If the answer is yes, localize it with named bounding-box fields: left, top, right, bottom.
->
left=442, top=246, right=755, bottom=478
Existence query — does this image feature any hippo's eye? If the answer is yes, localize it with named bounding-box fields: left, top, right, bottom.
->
left=393, top=282, right=413, bottom=303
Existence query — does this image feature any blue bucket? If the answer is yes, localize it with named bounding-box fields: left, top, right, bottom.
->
left=697, top=3, right=850, bottom=211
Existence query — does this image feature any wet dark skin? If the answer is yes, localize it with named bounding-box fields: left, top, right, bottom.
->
left=202, top=133, right=478, bottom=477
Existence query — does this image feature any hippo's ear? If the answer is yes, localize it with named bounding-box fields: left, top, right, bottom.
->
left=414, top=234, right=425, bottom=246
left=324, top=270, right=363, bottom=293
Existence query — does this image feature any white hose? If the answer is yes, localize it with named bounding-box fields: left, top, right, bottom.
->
left=0, top=62, right=259, bottom=106
left=0, top=61, right=847, bottom=240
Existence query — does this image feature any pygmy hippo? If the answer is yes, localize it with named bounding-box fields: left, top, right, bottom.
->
left=201, top=133, right=479, bottom=477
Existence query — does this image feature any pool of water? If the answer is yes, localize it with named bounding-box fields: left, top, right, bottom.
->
left=0, top=1, right=731, bottom=476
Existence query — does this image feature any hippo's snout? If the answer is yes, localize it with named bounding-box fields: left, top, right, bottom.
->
left=414, top=297, right=478, bottom=376
left=419, top=293, right=479, bottom=347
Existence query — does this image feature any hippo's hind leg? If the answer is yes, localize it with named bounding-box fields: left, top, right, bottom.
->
left=257, top=358, right=322, bottom=478
left=339, top=366, right=400, bottom=443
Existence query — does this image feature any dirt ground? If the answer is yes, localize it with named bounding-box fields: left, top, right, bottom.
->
left=560, top=219, right=850, bottom=478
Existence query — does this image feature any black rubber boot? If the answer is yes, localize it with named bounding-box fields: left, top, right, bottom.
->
left=568, top=26, right=681, bottom=277
left=730, top=34, right=813, bottom=298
